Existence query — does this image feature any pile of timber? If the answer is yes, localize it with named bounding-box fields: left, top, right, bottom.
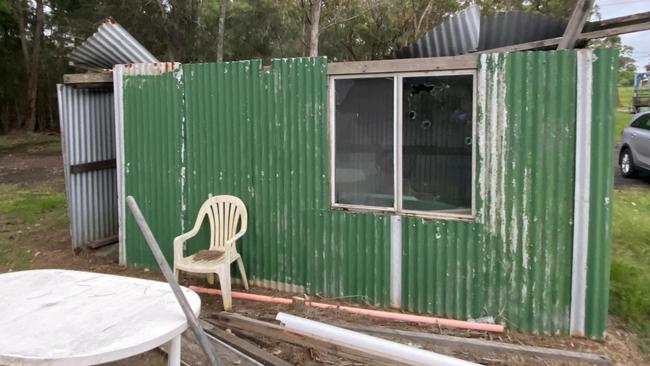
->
left=199, top=312, right=611, bottom=366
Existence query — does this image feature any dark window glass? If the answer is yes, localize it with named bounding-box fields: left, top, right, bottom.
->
left=632, top=114, right=650, bottom=130
left=402, top=75, right=473, bottom=213
left=630, top=114, right=650, bottom=129
left=334, top=78, right=394, bottom=207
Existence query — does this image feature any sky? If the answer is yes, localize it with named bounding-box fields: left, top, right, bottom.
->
left=594, top=0, right=650, bottom=71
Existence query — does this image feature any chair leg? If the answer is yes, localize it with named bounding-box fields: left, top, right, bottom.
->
left=216, top=267, right=232, bottom=311
left=173, top=267, right=179, bottom=282
left=207, top=273, right=215, bottom=285
left=236, top=257, right=249, bottom=290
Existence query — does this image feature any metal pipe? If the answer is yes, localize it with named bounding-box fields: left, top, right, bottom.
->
left=190, top=285, right=504, bottom=333
left=276, top=312, right=479, bottom=366
left=126, top=196, right=219, bottom=366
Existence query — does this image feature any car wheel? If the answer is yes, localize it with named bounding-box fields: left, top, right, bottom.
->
left=620, top=148, right=638, bottom=178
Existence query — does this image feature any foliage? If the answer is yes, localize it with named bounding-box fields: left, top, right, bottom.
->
left=0, top=0, right=614, bottom=133
left=611, top=187, right=650, bottom=352
left=590, top=36, right=637, bottom=86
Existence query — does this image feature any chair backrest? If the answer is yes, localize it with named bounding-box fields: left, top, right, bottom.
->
left=196, top=195, right=247, bottom=250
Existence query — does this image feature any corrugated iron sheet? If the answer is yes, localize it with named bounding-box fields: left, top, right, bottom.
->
left=395, top=5, right=480, bottom=58
left=395, top=9, right=566, bottom=58
left=118, top=51, right=616, bottom=336
left=69, top=18, right=158, bottom=69
left=478, top=11, right=566, bottom=51
left=403, top=51, right=578, bottom=334
left=119, top=63, right=184, bottom=266
left=585, top=48, right=617, bottom=338
left=57, top=85, right=117, bottom=248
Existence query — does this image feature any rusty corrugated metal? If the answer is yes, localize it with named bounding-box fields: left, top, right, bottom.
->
left=69, top=18, right=158, bottom=69
left=585, top=48, right=617, bottom=338
left=118, top=51, right=616, bottom=336
left=402, top=51, right=578, bottom=334
left=57, top=85, right=117, bottom=248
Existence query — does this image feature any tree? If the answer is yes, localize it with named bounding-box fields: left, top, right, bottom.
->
left=307, top=0, right=321, bottom=56
left=14, top=0, right=44, bottom=132
left=589, top=36, right=636, bottom=86
left=216, top=0, right=228, bottom=61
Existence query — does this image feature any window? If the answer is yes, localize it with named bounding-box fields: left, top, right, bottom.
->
left=330, top=71, right=475, bottom=219
left=631, top=114, right=650, bottom=130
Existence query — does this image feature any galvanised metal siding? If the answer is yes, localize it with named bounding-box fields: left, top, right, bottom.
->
left=122, top=69, right=185, bottom=267
left=402, top=51, right=578, bottom=335
left=57, top=85, right=117, bottom=248
left=70, top=19, right=158, bottom=69
left=585, top=48, right=617, bottom=338
left=181, top=58, right=390, bottom=303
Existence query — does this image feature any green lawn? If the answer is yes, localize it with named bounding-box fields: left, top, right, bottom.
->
left=0, top=183, right=67, bottom=272
left=611, top=188, right=650, bottom=351
left=615, top=86, right=634, bottom=140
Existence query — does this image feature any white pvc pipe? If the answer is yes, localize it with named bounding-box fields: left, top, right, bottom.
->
left=276, top=312, right=478, bottom=366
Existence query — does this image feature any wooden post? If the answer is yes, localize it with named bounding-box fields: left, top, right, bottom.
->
left=558, top=0, right=595, bottom=49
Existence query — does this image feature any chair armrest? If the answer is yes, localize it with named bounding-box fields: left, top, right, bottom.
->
left=173, top=231, right=198, bottom=262
left=225, top=229, right=246, bottom=247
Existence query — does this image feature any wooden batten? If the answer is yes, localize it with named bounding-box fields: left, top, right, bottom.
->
left=63, top=72, right=113, bottom=86
left=327, top=54, right=478, bottom=75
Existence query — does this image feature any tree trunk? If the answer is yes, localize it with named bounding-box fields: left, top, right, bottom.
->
left=23, top=0, right=44, bottom=132
left=308, top=0, right=321, bottom=57
left=216, top=0, right=228, bottom=61
left=14, top=0, right=29, bottom=65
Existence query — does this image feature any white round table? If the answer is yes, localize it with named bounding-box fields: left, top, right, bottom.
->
left=0, top=269, right=200, bottom=365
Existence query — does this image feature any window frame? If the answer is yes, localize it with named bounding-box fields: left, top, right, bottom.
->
left=328, top=70, right=477, bottom=221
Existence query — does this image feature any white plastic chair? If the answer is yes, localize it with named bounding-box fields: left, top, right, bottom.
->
left=173, top=195, right=248, bottom=310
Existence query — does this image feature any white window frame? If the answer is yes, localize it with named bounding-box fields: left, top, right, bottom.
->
left=328, top=70, right=477, bottom=221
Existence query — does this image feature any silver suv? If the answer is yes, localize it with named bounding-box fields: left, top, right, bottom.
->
left=620, top=111, right=650, bottom=178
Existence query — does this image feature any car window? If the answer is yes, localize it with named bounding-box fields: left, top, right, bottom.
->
left=631, top=114, right=650, bottom=130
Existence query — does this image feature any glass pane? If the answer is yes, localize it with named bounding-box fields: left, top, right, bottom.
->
left=402, top=75, right=473, bottom=213
left=334, top=78, right=394, bottom=207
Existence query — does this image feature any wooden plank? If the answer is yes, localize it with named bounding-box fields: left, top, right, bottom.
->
left=591, top=11, right=650, bottom=28
left=558, top=0, right=595, bottom=49
left=85, top=235, right=118, bottom=249
left=200, top=320, right=291, bottom=366
left=209, top=313, right=404, bottom=366
left=70, top=159, right=116, bottom=174
left=340, top=323, right=612, bottom=365
left=327, top=54, right=478, bottom=75
left=159, top=331, right=261, bottom=366
left=481, top=21, right=650, bottom=54
left=63, top=73, right=113, bottom=85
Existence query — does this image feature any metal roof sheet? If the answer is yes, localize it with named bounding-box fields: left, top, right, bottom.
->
left=395, top=8, right=568, bottom=58
left=395, top=5, right=481, bottom=58
left=69, top=18, right=158, bottom=69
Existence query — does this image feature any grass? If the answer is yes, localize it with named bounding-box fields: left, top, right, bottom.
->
left=0, top=183, right=67, bottom=271
left=610, top=187, right=650, bottom=351
left=0, top=133, right=60, bottom=154
left=615, top=86, right=634, bottom=141
left=610, top=86, right=650, bottom=352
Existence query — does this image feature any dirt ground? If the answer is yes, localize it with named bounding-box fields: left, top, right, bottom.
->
left=0, top=132, right=648, bottom=366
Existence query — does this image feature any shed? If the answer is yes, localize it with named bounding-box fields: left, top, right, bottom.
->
left=113, top=49, right=617, bottom=339
left=57, top=14, right=630, bottom=341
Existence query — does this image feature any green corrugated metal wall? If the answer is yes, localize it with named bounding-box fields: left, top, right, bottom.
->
left=123, top=71, right=185, bottom=267
left=121, top=50, right=616, bottom=337
left=585, top=48, right=617, bottom=338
